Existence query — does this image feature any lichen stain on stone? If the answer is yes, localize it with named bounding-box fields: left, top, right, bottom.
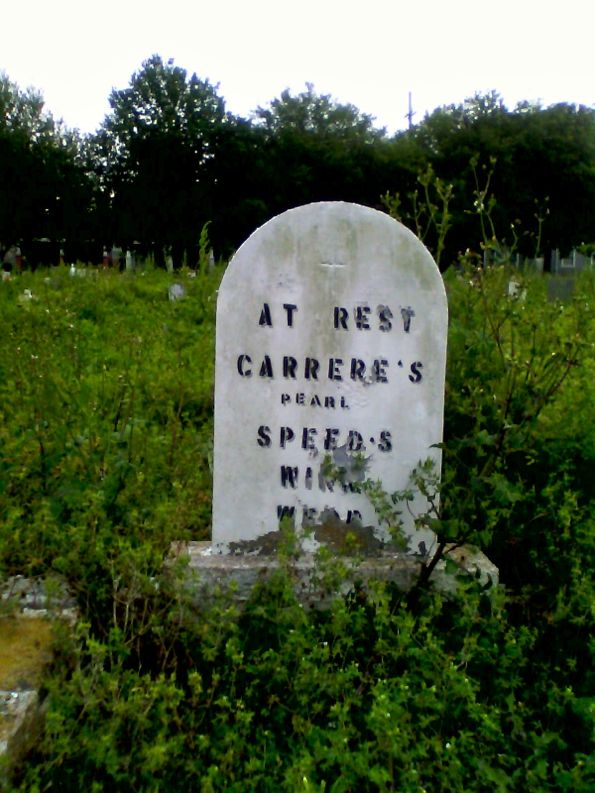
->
left=312, top=510, right=384, bottom=556
left=0, top=617, right=54, bottom=691
left=228, top=530, right=283, bottom=556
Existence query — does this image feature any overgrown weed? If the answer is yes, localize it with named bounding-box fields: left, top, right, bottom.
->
left=0, top=264, right=593, bottom=791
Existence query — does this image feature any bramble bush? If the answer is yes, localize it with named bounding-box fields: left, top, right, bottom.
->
left=0, top=262, right=593, bottom=791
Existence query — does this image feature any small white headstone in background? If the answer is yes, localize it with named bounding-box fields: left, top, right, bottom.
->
left=168, top=283, right=186, bottom=301
left=111, top=246, right=122, bottom=269
left=212, top=202, right=448, bottom=555
left=508, top=279, right=526, bottom=300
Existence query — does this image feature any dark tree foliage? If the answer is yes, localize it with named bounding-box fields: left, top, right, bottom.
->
left=92, top=55, right=229, bottom=265
left=209, top=120, right=273, bottom=255
left=508, top=102, right=595, bottom=255
left=245, top=84, right=411, bottom=230
left=254, top=83, right=386, bottom=143
left=0, top=73, right=93, bottom=264
left=202, top=83, right=410, bottom=256
left=2, top=62, right=594, bottom=268
left=406, top=93, right=595, bottom=263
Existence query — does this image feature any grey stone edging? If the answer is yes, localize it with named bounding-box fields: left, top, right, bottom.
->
left=1, top=575, right=78, bottom=621
left=0, top=689, right=40, bottom=764
left=174, top=541, right=499, bottom=607
left=0, top=577, right=78, bottom=776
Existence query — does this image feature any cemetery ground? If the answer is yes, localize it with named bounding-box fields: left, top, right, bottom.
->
left=0, top=263, right=593, bottom=791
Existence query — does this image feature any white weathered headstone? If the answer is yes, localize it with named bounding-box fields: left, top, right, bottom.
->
left=212, top=202, right=447, bottom=555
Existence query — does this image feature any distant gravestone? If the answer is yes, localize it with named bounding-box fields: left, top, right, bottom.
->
left=212, top=202, right=448, bottom=555
left=168, top=283, right=186, bottom=302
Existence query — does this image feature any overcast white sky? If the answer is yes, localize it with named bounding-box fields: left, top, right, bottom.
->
left=2, top=0, right=593, bottom=135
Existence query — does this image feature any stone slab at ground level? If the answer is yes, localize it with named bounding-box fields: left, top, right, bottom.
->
left=0, top=578, right=77, bottom=773
left=172, top=542, right=499, bottom=608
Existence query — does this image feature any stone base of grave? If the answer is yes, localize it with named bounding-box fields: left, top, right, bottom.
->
left=171, top=542, right=499, bottom=607
left=0, top=689, right=42, bottom=768
left=0, top=577, right=77, bottom=772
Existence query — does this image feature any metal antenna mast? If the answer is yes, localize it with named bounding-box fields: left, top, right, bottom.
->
left=405, top=91, right=416, bottom=129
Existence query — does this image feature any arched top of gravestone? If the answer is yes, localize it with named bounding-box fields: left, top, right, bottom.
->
left=219, top=202, right=446, bottom=313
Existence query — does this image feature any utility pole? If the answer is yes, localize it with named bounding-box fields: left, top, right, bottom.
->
left=405, top=91, right=416, bottom=129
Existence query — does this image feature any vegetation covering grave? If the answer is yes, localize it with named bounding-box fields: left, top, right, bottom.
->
left=0, top=263, right=593, bottom=791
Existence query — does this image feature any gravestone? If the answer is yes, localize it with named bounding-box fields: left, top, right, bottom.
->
left=168, top=283, right=186, bottom=302
left=212, top=202, right=448, bottom=556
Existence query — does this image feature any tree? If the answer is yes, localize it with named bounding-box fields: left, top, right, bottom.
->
left=508, top=103, right=595, bottom=257
left=0, top=72, right=92, bottom=262
left=246, top=84, right=395, bottom=223
left=254, top=83, right=386, bottom=144
left=0, top=73, right=56, bottom=142
left=393, top=94, right=595, bottom=265
left=91, top=55, right=228, bottom=265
